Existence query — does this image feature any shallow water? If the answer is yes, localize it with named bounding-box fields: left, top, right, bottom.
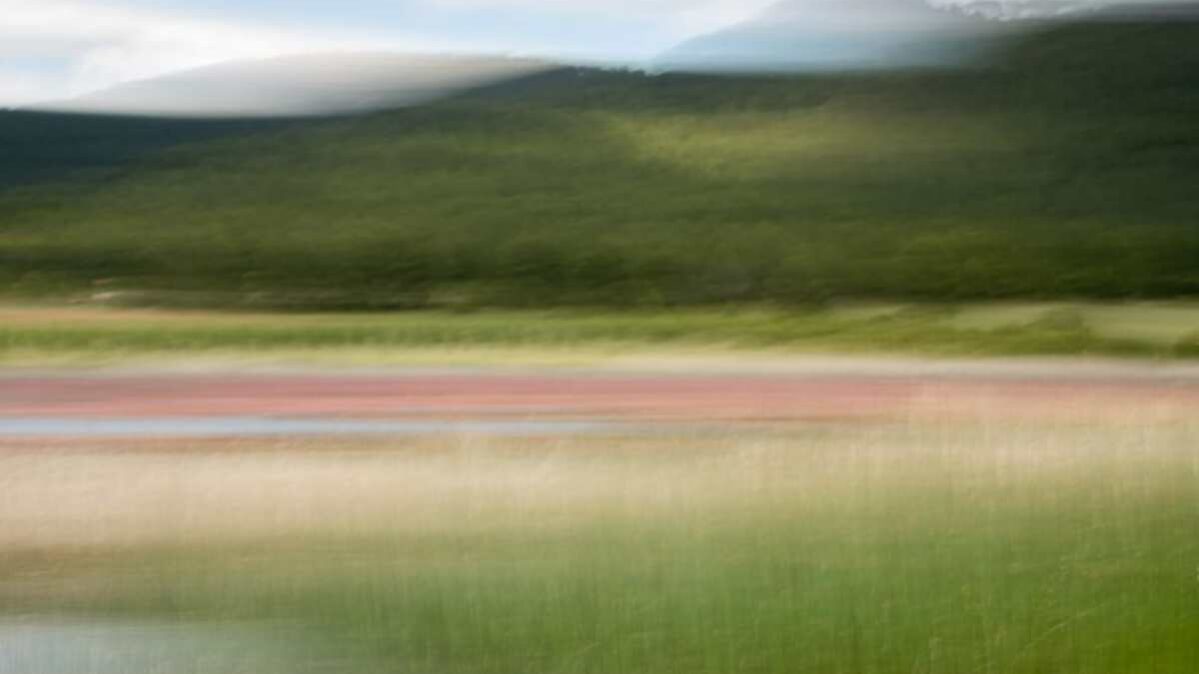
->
left=0, top=416, right=631, bottom=438
left=0, top=620, right=310, bottom=674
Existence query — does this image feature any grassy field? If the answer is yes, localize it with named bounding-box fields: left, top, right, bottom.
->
left=0, top=302, right=1196, bottom=364
left=1, top=19, right=1197, bottom=308
left=3, top=420, right=1197, bottom=673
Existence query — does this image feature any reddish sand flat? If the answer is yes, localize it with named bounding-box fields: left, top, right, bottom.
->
left=2, top=370, right=1197, bottom=424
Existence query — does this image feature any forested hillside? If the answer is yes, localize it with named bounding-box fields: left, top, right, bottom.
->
left=2, top=17, right=1196, bottom=308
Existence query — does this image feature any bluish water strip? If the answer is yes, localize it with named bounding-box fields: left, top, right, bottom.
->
left=0, top=417, right=630, bottom=438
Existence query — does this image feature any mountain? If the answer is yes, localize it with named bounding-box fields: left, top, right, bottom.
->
left=37, top=53, right=555, bottom=118
left=0, top=53, right=554, bottom=189
left=655, top=0, right=1016, bottom=72
left=1, top=12, right=1197, bottom=307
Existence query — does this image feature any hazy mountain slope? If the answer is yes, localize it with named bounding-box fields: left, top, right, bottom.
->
left=1, top=16, right=1196, bottom=307
left=39, top=53, right=554, bottom=118
left=991, top=13, right=1199, bottom=109
left=0, top=54, right=554, bottom=190
left=656, top=0, right=1014, bottom=72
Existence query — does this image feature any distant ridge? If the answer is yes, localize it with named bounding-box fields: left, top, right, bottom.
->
left=36, top=53, right=556, bottom=118
left=1085, top=1, right=1199, bottom=20
left=655, top=0, right=1014, bottom=72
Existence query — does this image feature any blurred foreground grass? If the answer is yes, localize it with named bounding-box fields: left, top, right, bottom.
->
left=2, top=421, right=1197, bottom=673
left=1, top=302, right=1197, bottom=363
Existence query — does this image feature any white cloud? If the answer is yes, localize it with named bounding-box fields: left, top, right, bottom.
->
left=0, top=69, right=64, bottom=107
left=1, top=0, right=782, bottom=107
left=3, top=0, right=1176, bottom=109
left=0, top=0, right=450, bottom=107
left=1, top=0, right=785, bottom=107
left=18, top=0, right=1113, bottom=108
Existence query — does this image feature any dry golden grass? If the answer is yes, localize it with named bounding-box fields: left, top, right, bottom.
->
left=3, top=420, right=1194, bottom=552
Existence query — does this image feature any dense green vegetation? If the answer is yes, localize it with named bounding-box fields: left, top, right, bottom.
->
left=1, top=19, right=1197, bottom=308
left=2, top=302, right=1196, bottom=361
left=0, top=111, right=289, bottom=190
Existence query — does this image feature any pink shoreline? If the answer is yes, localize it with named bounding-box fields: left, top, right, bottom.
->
left=3, top=372, right=1196, bottom=423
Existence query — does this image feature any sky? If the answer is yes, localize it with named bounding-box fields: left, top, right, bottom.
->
left=0, top=0, right=780, bottom=107
left=0, top=0, right=1160, bottom=108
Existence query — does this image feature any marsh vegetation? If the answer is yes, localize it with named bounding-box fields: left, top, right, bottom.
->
left=3, top=420, right=1197, bottom=673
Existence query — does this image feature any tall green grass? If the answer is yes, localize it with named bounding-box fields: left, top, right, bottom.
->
left=2, top=303, right=1196, bottom=360
left=3, top=423, right=1197, bottom=673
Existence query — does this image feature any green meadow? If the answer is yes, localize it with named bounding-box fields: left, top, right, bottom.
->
left=1, top=302, right=1196, bottom=363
